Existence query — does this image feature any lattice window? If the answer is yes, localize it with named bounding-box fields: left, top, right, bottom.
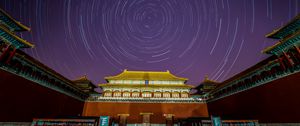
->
left=172, top=92, right=180, bottom=98
left=124, top=80, right=130, bottom=84
left=104, top=92, right=112, bottom=97
left=113, top=92, right=121, bottom=97
left=181, top=93, right=188, bottom=98
left=123, top=92, right=130, bottom=97
left=132, top=92, right=140, bottom=97
left=115, top=80, right=122, bottom=84
left=163, top=92, right=170, bottom=98
left=142, top=92, right=152, bottom=97
left=154, top=92, right=162, bottom=98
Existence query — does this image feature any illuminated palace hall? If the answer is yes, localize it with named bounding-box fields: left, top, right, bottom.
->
left=1, top=0, right=300, bottom=126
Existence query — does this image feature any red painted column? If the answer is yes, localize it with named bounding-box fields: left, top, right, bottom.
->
left=294, top=45, right=300, bottom=56
left=0, top=44, right=11, bottom=62
left=283, top=51, right=294, bottom=67
left=277, top=57, right=286, bottom=70
left=0, top=43, right=6, bottom=51
left=293, top=46, right=300, bottom=64
left=6, top=47, right=16, bottom=64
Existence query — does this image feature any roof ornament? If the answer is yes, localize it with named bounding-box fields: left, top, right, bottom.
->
left=202, top=74, right=219, bottom=84
left=204, top=75, right=209, bottom=80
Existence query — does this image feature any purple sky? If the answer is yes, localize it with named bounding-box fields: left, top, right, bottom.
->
left=1, top=0, right=299, bottom=87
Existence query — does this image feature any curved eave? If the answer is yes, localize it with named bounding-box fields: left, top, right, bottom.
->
left=0, top=8, right=30, bottom=32
left=201, top=79, right=220, bottom=85
left=263, top=31, right=300, bottom=54
left=265, top=29, right=281, bottom=39
left=265, top=14, right=300, bottom=39
left=0, top=25, right=34, bottom=48
left=98, top=84, right=194, bottom=88
left=261, top=42, right=281, bottom=54
left=168, top=74, right=188, bottom=81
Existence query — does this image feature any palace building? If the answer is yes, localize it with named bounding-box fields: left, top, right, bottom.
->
left=1, top=7, right=300, bottom=126
left=83, top=70, right=208, bottom=125
left=0, top=8, right=88, bottom=124
left=99, top=70, right=193, bottom=100
left=207, top=13, right=300, bottom=124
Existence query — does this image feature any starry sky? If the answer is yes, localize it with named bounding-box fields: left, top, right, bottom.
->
left=1, top=0, right=299, bottom=87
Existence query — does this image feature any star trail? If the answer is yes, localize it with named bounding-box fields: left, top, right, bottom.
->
left=1, top=0, right=300, bottom=87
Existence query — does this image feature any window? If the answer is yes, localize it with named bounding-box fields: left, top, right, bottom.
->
left=172, top=92, right=180, bottom=98
left=150, top=80, right=154, bottom=84
left=116, top=80, right=122, bottom=84
left=163, top=92, right=170, bottom=98
left=133, top=80, right=140, bottom=84
left=123, top=92, right=130, bottom=97
left=155, top=81, right=161, bottom=84
left=104, top=92, right=112, bottom=97
left=124, top=80, right=130, bottom=84
left=181, top=93, right=188, bottom=98
left=113, top=92, right=121, bottom=97
left=142, top=92, right=152, bottom=97
left=132, top=92, right=140, bottom=97
left=154, top=92, right=161, bottom=98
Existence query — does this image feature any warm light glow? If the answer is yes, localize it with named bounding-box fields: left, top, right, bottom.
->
left=163, top=92, right=171, bottom=98
left=123, top=92, right=130, bottom=97
left=154, top=92, right=162, bottom=98
left=142, top=92, right=152, bottom=97
left=113, top=92, right=121, bottom=97
left=132, top=92, right=140, bottom=97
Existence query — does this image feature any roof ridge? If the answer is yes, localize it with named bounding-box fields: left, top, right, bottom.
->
left=104, top=69, right=188, bottom=81
left=124, top=69, right=169, bottom=73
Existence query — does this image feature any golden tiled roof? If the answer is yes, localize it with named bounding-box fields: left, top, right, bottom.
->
left=98, top=84, right=194, bottom=88
left=265, top=14, right=300, bottom=39
left=104, top=69, right=188, bottom=81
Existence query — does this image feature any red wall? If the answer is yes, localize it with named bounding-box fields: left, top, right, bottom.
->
left=83, top=102, right=208, bottom=123
left=0, top=69, right=84, bottom=122
left=207, top=72, right=300, bottom=123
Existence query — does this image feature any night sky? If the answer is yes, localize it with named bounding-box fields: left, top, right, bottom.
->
left=1, top=0, right=299, bottom=87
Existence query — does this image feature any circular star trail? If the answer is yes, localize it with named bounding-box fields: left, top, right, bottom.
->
left=98, top=0, right=203, bottom=68
left=0, top=0, right=299, bottom=86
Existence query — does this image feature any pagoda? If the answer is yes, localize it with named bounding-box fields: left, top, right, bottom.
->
left=94, top=69, right=198, bottom=102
